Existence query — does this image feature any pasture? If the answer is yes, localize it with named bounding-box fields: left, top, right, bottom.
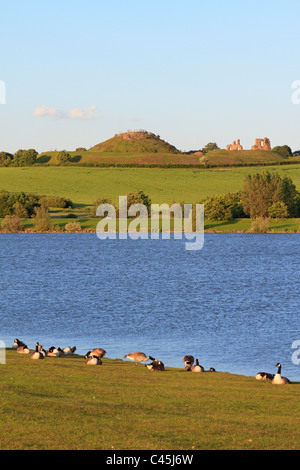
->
left=1, top=164, right=300, bottom=206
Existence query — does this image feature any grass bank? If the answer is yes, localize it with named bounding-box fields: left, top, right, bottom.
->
left=1, top=216, right=299, bottom=234
left=0, top=350, right=299, bottom=450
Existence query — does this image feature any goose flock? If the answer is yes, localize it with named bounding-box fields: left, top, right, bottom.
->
left=11, top=339, right=292, bottom=383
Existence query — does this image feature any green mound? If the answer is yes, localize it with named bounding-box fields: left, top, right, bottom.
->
left=91, top=131, right=180, bottom=154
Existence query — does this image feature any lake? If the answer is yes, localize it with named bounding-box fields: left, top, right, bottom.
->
left=0, top=233, right=299, bottom=381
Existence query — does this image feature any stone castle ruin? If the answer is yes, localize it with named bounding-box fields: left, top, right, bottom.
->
left=251, top=137, right=271, bottom=151
left=116, top=129, right=155, bottom=141
left=227, top=139, right=243, bottom=151
left=227, top=137, right=271, bottom=151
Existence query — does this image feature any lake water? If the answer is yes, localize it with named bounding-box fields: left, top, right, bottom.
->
left=0, top=233, right=299, bottom=381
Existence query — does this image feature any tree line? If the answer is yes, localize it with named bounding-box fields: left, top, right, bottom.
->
left=202, top=171, right=300, bottom=221
left=0, top=171, right=299, bottom=233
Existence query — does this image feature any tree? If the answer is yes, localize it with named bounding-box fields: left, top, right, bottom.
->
left=279, top=176, right=298, bottom=216
left=201, top=142, right=219, bottom=154
left=0, top=152, right=13, bottom=166
left=33, top=205, right=52, bottom=231
left=14, top=149, right=38, bottom=166
left=268, top=201, right=288, bottom=219
left=203, top=194, right=233, bottom=221
left=272, top=145, right=292, bottom=158
left=242, top=171, right=299, bottom=218
left=202, top=192, right=245, bottom=221
left=13, top=201, right=28, bottom=218
left=92, top=198, right=113, bottom=217
left=0, top=191, right=40, bottom=217
left=126, top=190, right=151, bottom=212
left=57, top=151, right=71, bottom=164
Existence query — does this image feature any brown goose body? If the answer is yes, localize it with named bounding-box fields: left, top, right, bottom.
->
left=124, top=352, right=155, bottom=365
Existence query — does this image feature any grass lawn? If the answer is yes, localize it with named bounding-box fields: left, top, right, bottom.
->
left=9, top=217, right=299, bottom=233
left=1, top=165, right=300, bottom=206
left=0, top=350, right=299, bottom=450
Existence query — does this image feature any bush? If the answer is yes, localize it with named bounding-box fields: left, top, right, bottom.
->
left=127, top=191, right=151, bottom=212
left=14, top=149, right=38, bottom=166
left=0, top=152, right=14, bottom=166
left=33, top=205, right=52, bottom=232
left=13, top=201, right=28, bottom=218
left=202, top=142, right=219, bottom=154
left=0, top=191, right=40, bottom=218
left=65, top=221, right=81, bottom=232
left=268, top=201, right=288, bottom=218
left=202, top=192, right=245, bottom=221
left=91, top=198, right=113, bottom=217
left=39, top=195, right=73, bottom=208
left=57, top=151, right=71, bottom=164
left=1, top=214, right=24, bottom=232
left=249, top=217, right=270, bottom=233
left=272, top=145, right=292, bottom=158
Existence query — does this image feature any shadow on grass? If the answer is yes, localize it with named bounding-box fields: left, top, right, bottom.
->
left=70, top=155, right=82, bottom=163
left=205, top=219, right=250, bottom=230
left=36, top=155, right=51, bottom=164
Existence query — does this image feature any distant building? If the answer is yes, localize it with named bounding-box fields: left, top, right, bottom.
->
left=251, top=137, right=271, bottom=151
left=227, top=139, right=243, bottom=151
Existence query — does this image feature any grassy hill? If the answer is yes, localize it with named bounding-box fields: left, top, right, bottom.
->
left=36, top=131, right=298, bottom=167
left=91, top=130, right=180, bottom=154
left=37, top=150, right=200, bottom=166
left=204, top=149, right=290, bottom=165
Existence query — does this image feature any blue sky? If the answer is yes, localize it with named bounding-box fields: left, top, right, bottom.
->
left=1, top=0, right=300, bottom=153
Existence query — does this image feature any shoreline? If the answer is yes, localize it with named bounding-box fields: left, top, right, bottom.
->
left=0, top=229, right=299, bottom=234
left=5, top=348, right=299, bottom=382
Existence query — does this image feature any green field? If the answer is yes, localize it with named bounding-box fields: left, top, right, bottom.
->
left=0, top=350, right=299, bottom=450
left=204, top=149, right=299, bottom=165
left=1, top=164, right=300, bottom=206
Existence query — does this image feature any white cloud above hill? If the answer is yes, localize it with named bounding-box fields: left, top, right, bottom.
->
left=34, top=105, right=98, bottom=120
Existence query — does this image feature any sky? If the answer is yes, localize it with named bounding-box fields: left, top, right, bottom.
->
left=1, top=0, right=300, bottom=153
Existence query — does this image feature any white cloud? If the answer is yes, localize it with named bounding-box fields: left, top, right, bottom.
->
left=34, top=105, right=98, bottom=120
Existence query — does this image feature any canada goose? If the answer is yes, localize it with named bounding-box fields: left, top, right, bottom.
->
left=256, top=372, right=274, bottom=381
left=272, top=363, right=291, bottom=385
left=183, top=355, right=195, bottom=369
left=36, top=342, right=47, bottom=357
left=31, top=344, right=44, bottom=360
left=17, top=344, right=30, bottom=354
left=187, top=359, right=204, bottom=373
left=48, top=346, right=63, bottom=357
left=209, top=368, right=216, bottom=372
left=85, top=353, right=102, bottom=366
left=62, top=346, right=76, bottom=356
left=124, top=352, right=155, bottom=365
left=89, top=348, right=107, bottom=358
left=146, top=359, right=165, bottom=371
left=12, top=339, right=25, bottom=350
